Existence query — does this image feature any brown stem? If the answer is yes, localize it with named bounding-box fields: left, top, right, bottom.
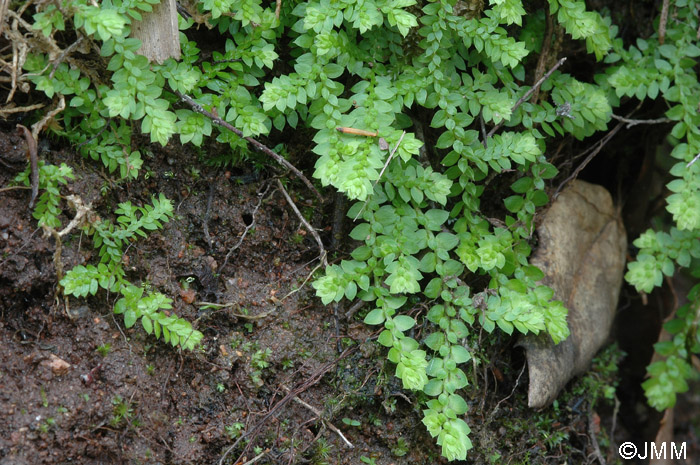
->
left=176, top=91, right=324, bottom=203
left=659, top=0, right=670, bottom=45
left=530, top=9, right=554, bottom=104
left=487, top=57, right=567, bottom=139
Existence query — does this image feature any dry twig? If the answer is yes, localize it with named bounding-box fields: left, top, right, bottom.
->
left=554, top=120, right=624, bottom=197
left=31, top=94, right=65, bottom=141
left=487, top=57, right=567, bottom=139
left=353, top=131, right=406, bottom=221
left=218, top=347, right=356, bottom=465
left=610, top=113, right=672, bottom=129
left=554, top=103, right=643, bottom=197
left=282, top=260, right=323, bottom=300
left=283, top=385, right=354, bottom=448
left=530, top=10, right=554, bottom=104
left=0, top=102, right=45, bottom=117
left=588, top=403, right=607, bottom=465
left=177, top=92, right=324, bottom=202
left=16, top=124, right=38, bottom=208
left=659, top=0, right=670, bottom=45
left=276, top=178, right=328, bottom=267
left=275, top=0, right=282, bottom=20
left=220, top=183, right=271, bottom=271
left=194, top=302, right=276, bottom=320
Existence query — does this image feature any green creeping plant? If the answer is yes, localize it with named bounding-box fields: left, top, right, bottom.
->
left=21, top=0, right=700, bottom=459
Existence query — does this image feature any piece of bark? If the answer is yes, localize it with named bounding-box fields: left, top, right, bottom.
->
left=130, top=0, right=180, bottom=64
left=520, top=180, right=627, bottom=408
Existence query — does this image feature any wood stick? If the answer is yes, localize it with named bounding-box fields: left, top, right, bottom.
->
left=276, top=179, right=328, bottom=267
left=487, top=57, right=567, bottom=139
left=177, top=91, right=324, bottom=203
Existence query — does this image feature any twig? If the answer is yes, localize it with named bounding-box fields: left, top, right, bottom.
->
left=487, top=57, right=567, bottom=139
left=0, top=0, right=9, bottom=36
left=353, top=131, right=406, bottom=221
left=659, top=0, right=670, bottom=45
left=44, top=195, right=92, bottom=318
left=0, top=186, right=30, bottom=193
left=202, top=181, right=215, bottom=249
left=220, top=183, right=271, bottom=271
left=610, top=396, right=620, bottom=443
left=610, top=113, right=671, bottom=129
left=56, top=195, right=92, bottom=238
left=685, top=152, right=700, bottom=168
left=0, top=102, right=45, bottom=116
left=479, top=112, right=487, bottom=148
left=241, top=449, right=270, bottom=465
left=218, top=347, right=356, bottom=465
left=494, top=362, right=526, bottom=414
left=344, top=299, right=365, bottom=320
left=588, top=403, right=607, bottom=465
left=276, top=178, right=328, bottom=267
left=283, top=385, right=354, bottom=448
left=31, top=94, right=65, bottom=141
left=530, top=9, right=554, bottom=104
left=275, top=0, right=282, bottom=20
left=75, top=118, right=112, bottom=149
left=176, top=91, right=323, bottom=202
left=282, top=261, right=323, bottom=300
left=194, top=302, right=276, bottom=320
left=16, top=124, right=38, bottom=208
left=49, top=37, right=84, bottom=79
left=554, top=120, right=624, bottom=198
left=554, top=102, right=644, bottom=197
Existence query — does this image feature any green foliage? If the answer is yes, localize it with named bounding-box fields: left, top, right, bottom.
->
left=59, top=195, right=202, bottom=350
left=641, top=288, right=700, bottom=410
left=21, top=0, right=700, bottom=459
left=15, top=162, right=74, bottom=228
left=604, top=1, right=700, bottom=410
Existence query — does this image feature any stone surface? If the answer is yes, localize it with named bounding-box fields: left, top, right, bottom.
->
left=521, top=180, right=627, bottom=408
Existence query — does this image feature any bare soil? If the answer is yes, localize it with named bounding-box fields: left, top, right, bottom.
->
left=0, top=124, right=698, bottom=465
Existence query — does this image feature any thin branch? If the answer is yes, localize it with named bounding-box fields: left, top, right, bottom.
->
left=0, top=186, right=30, bottom=193
left=659, top=0, right=670, bottom=45
left=275, top=0, right=282, bottom=20
left=241, top=449, right=270, bottom=465
left=588, top=403, right=607, bottom=465
left=353, top=131, right=406, bottom=221
left=554, top=121, right=624, bottom=198
left=610, top=113, right=671, bottom=129
left=490, top=362, right=526, bottom=417
left=530, top=9, right=554, bottom=104
left=196, top=303, right=276, bottom=320
left=479, top=112, right=487, bottom=148
left=16, top=124, right=38, bottom=208
left=344, top=299, right=365, bottom=320
left=686, top=152, right=700, bottom=168
left=487, top=57, right=567, bottom=139
left=283, top=385, right=354, bottom=449
left=221, top=183, right=270, bottom=272
left=282, top=261, right=323, bottom=300
left=0, top=102, right=45, bottom=116
left=31, top=94, right=65, bottom=141
left=555, top=103, right=643, bottom=196
left=49, top=36, right=83, bottom=79
left=176, top=91, right=324, bottom=203
left=276, top=178, right=328, bottom=268
left=202, top=181, right=215, bottom=249
left=218, top=347, right=356, bottom=465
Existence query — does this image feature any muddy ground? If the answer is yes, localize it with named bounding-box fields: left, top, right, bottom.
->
left=0, top=119, right=698, bottom=465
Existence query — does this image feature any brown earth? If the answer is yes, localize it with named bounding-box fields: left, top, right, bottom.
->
left=0, top=124, right=698, bottom=465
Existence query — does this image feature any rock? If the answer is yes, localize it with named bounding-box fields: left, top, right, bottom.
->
left=41, top=353, right=71, bottom=376
left=520, top=180, right=627, bottom=408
